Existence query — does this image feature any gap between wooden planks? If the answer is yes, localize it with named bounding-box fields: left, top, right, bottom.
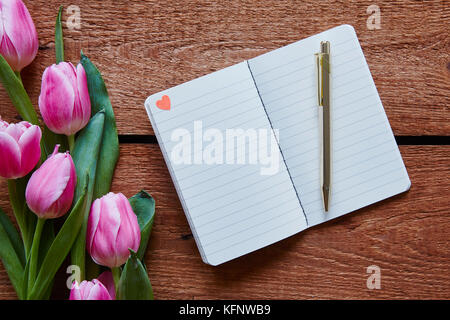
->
left=0, top=0, right=449, bottom=136
left=0, top=145, right=449, bottom=299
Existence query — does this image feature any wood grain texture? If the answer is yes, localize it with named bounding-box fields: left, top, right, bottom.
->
left=1, top=145, right=449, bottom=299
left=0, top=0, right=449, bottom=135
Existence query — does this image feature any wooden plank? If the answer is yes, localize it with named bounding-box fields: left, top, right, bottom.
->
left=0, top=0, right=449, bottom=135
left=1, top=145, right=449, bottom=299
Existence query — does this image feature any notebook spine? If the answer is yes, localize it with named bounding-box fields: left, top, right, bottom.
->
left=246, top=60, right=309, bottom=226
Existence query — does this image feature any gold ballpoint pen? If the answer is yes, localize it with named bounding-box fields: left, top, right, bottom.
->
left=316, top=41, right=332, bottom=212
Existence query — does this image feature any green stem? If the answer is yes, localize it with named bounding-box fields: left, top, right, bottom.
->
left=27, top=218, right=45, bottom=297
left=68, top=135, right=75, bottom=153
left=7, top=180, right=32, bottom=257
left=14, top=71, right=21, bottom=81
left=111, top=267, right=121, bottom=298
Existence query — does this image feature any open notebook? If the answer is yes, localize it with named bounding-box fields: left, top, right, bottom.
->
left=144, top=25, right=410, bottom=265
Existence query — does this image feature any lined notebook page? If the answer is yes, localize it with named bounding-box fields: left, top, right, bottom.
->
left=145, top=62, right=307, bottom=265
left=248, top=25, right=410, bottom=226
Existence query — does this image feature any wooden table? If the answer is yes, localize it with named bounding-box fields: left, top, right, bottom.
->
left=0, top=0, right=449, bottom=299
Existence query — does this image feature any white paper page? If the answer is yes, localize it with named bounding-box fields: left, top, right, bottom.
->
left=145, top=62, right=307, bottom=265
left=248, top=25, right=410, bottom=226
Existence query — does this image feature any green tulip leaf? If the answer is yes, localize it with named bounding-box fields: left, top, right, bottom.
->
left=7, top=177, right=36, bottom=257
left=0, top=208, right=25, bottom=266
left=0, top=54, right=66, bottom=158
left=80, top=52, right=119, bottom=199
left=72, top=53, right=119, bottom=281
left=0, top=208, right=25, bottom=299
left=42, top=125, right=70, bottom=155
left=0, top=54, right=39, bottom=125
left=129, top=191, right=155, bottom=261
left=55, top=6, right=64, bottom=64
left=21, top=256, right=30, bottom=300
left=28, top=177, right=89, bottom=300
left=118, top=250, right=153, bottom=300
left=70, top=111, right=105, bottom=280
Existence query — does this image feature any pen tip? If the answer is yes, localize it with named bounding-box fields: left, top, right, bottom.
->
left=322, top=186, right=330, bottom=212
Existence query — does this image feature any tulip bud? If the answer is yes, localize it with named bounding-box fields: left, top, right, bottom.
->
left=87, top=192, right=141, bottom=268
left=39, top=62, right=91, bottom=136
left=0, top=0, right=39, bottom=72
left=0, top=119, right=41, bottom=179
left=25, top=145, right=76, bottom=219
left=69, top=279, right=113, bottom=300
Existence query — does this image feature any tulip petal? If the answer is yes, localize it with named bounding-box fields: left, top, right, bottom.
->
left=4, top=123, right=24, bottom=142
left=0, top=35, right=19, bottom=72
left=72, top=64, right=91, bottom=132
left=17, top=124, right=41, bottom=176
left=25, top=154, right=71, bottom=217
left=0, top=9, right=3, bottom=41
left=126, top=196, right=141, bottom=250
left=1, top=0, right=38, bottom=71
left=0, top=119, right=9, bottom=130
left=97, top=271, right=116, bottom=300
left=17, top=121, right=32, bottom=129
left=44, top=156, right=76, bottom=218
left=90, top=194, right=122, bottom=267
left=76, top=64, right=90, bottom=109
left=115, top=194, right=140, bottom=259
left=87, top=198, right=101, bottom=254
left=39, top=66, right=76, bottom=135
left=0, top=131, right=21, bottom=179
left=70, top=279, right=112, bottom=300
left=114, top=225, right=132, bottom=267
left=69, top=282, right=82, bottom=300
left=86, top=280, right=112, bottom=300
left=81, top=280, right=94, bottom=298
left=56, top=62, right=78, bottom=90
left=87, top=193, right=142, bottom=268
left=60, top=63, right=85, bottom=135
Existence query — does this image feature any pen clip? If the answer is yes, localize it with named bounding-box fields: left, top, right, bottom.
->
left=316, top=41, right=330, bottom=107
left=316, top=53, right=322, bottom=106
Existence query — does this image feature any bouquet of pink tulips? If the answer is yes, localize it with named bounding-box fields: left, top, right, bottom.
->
left=0, top=1, right=155, bottom=300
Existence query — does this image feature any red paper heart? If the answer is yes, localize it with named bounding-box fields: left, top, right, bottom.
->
left=156, top=95, right=171, bottom=110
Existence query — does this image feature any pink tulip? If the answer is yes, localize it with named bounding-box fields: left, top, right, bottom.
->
left=39, top=62, right=91, bottom=136
left=97, top=270, right=116, bottom=300
left=0, top=119, right=41, bottom=179
left=0, top=0, right=38, bottom=72
left=25, top=145, right=76, bottom=219
left=87, top=192, right=141, bottom=268
left=69, top=279, right=113, bottom=300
